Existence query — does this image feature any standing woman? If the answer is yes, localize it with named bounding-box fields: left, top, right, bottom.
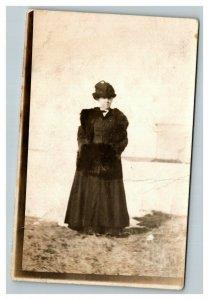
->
left=64, top=80, right=129, bottom=237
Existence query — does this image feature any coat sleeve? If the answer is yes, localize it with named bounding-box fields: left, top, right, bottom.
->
left=77, top=125, right=88, bottom=151
left=77, top=109, right=89, bottom=152
left=112, top=113, right=129, bottom=156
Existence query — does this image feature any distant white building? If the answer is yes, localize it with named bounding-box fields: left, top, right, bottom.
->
left=154, top=123, right=192, bottom=163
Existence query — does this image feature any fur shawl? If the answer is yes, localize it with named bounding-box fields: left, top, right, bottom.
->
left=76, top=107, right=129, bottom=179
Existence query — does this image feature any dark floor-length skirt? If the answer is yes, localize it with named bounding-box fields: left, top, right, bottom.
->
left=64, top=170, right=129, bottom=233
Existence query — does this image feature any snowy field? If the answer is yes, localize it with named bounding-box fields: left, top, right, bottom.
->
left=25, top=159, right=191, bottom=225
left=23, top=159, right=189, bottom=278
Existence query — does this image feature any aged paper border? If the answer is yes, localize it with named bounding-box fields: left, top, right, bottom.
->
left=11, top=9, right=199, bottom=290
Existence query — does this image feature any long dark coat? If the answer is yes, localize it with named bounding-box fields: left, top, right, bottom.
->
left=64, top=107, right=129, bottom=233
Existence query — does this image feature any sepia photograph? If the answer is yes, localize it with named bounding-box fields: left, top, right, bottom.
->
left=12, top=9, right=199, bottom=289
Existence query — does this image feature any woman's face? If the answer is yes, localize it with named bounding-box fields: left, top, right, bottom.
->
left=98, top=98, right=113, bottom=110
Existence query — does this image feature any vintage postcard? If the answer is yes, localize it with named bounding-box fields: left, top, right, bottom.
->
left=12, top=9, right=199, bottom=289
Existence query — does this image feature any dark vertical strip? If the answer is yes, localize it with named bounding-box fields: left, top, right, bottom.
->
left=184, top=19, right=200, bottom=289
left=14, top=11, right=34, bottom=277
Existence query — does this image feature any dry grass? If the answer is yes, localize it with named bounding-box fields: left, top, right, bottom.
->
left=22, top=211, right=187, bottom=278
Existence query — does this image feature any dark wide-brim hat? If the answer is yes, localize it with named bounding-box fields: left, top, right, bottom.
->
left=92, top=80, right=116, bottom=100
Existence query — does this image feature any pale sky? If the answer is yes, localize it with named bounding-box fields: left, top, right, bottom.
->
left=25, top=10, right=198, bottom=219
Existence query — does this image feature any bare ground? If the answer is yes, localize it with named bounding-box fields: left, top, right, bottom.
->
left=22, top=211, right=187, bottom=278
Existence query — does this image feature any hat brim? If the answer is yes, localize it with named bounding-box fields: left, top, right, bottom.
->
left=92, top=92, right=117, bottom=100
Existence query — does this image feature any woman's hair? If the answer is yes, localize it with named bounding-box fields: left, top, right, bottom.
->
left=92, top=80, right=116, bottom=100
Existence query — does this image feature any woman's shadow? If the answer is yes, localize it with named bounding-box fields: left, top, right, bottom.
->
left=125, top=210, right=172, bottom=235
